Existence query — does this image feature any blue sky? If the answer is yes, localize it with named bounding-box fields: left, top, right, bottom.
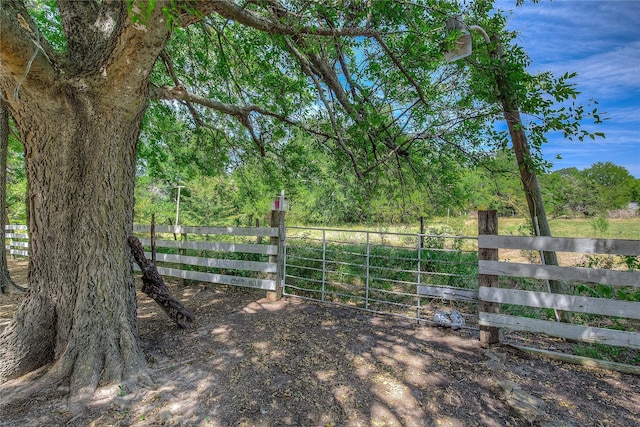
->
left=495, top=0, right=640, bottom=177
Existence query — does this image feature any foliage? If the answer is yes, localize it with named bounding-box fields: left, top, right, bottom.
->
left=576, top=282, right=640, bottom=303
left=590, top=215, right=610, bottom=236
left=7, top=0, right=631, bottom=227
left=133, top=175, right=176, bottom=225
left=128, top=0, right=612, bottom=227
left=179, top=176, right=243, bottom=226
left=573, top=343, right=640, bottom=365
left=583, top=162, right=639, bottom=209
left=540, top=167, right=599, bottom=217
left=577, top=254, right=616, bottom=270
left=575, top=253, right=640, bottom=308
left=4, top=117, right=26, bottom=223
left=459, top=148, right=527, bottom=216
left=543, top=164, right=639, bottom=216
left=623, top=255, right=640, bottom=271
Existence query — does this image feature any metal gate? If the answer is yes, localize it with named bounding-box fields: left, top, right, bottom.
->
left=283, top=226, right=479, bottom=326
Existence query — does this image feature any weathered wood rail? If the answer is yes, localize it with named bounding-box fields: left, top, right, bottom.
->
left=5, top=224, right=28, bottom=256
left=133, top=223, right=284, bottom=295
left=4, top=223, right=285, bottom=296
left=7, top=214, right=640, bottom=354
left=477, top=210, right=640, bottom=350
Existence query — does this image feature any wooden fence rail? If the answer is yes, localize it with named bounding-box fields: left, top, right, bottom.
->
left=477, top=210, right=640, bottom=350
left=5, top=224, right=28, bottom=257
left=4, top=222, right=285, bottom=297
left=7, top=215, right=640, bottom=353
left=133, top=223, right=283, bottom=294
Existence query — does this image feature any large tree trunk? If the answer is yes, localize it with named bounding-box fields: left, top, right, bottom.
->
left=0, top=1, right=173, bottom=405
left=0, top=85, right=149, bottom=399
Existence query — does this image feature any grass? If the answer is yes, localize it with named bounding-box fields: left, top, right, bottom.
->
left=573, top=343, right=640, bottom=365
left=284, top=232, right=479, bottom=319
left=478, top=216, right=640, bottom=240
left=340, top=216, right=640, bottom=240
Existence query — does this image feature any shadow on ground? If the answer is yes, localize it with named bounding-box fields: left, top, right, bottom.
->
left=1, top=259, right=638, bottom=426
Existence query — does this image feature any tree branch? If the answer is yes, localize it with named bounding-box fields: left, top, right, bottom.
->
left=181, top=0, right=380, bottom=37
left=128, top=236, right=194, bottom=329
left=57, top=0, right=100, bottom=59
left=373, top=34, right=430, bottom=109
left=100, top=3, right=170, bottom=94
left=0, top=0, right=58, bottom=98
left=149, top=83, right=337, bottom=141
left=159, top=50, right=206, bottom=127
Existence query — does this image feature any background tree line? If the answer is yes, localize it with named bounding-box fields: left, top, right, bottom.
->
left=5, top=125, right=637, bottom=227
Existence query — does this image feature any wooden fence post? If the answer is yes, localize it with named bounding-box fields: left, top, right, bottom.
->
left=267, top=208, right=285, bottom=301
left=478, top=210, right=500, bottom=346
left=179, top=230, right=188, bottom=286
left=255, top=218, right=263, bottom=245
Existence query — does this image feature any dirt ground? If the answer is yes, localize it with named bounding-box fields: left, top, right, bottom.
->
left=1, top=258, right=639, bottom=427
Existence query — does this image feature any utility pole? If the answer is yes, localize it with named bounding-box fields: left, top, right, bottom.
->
left=489, top=34, right=569, bottom=322
left=174, top=185, right=185, bottom=227
left=445, top=19, right=570, bottom=321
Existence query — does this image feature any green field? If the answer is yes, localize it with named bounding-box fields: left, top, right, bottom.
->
left=445, top=216, right=640, bottom=240
left=290, top=216, right=640, bottom=246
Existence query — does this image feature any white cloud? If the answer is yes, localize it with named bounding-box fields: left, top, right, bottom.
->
left=505, top=1, right=640, bottom=98
left=495, top=0, right=640, bottom=177
left=551, top=42, right=640, bottom=100
left=608, top=105, right=640, bottom=123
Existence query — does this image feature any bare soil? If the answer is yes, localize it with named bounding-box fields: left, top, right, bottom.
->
left=1, top=259, right=639, bottom=427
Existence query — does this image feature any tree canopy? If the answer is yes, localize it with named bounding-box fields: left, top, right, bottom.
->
left=120, top=0, right=603, bottom=227
left=1, top=0, right=617, bottom=226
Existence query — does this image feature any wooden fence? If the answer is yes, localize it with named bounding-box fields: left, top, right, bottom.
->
left=477, top=210, right=640, bottom=351
left=6, top=214, right=640, bottom=353
left=133, top=220, right=285, bottom=298
left=4, top=221, right=286, bottom=298
left=5, top=224, right=28, bottom=256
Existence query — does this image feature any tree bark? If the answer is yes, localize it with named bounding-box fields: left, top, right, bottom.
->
left=490, top=35, right=571, bottom=322
left=128, top=236, right=194, bottom=329
left=0, top=90, right=150, bottom=395
left=0, top=1, right=171, bottom=403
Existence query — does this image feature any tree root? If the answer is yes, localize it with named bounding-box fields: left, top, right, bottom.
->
left=0, top=364, right=63, bottom=409
left=1, top=363, right=153, bottom=420
left=0, top=270, right=26, bottom=295
left=1, top=345, right=153, bottom=418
